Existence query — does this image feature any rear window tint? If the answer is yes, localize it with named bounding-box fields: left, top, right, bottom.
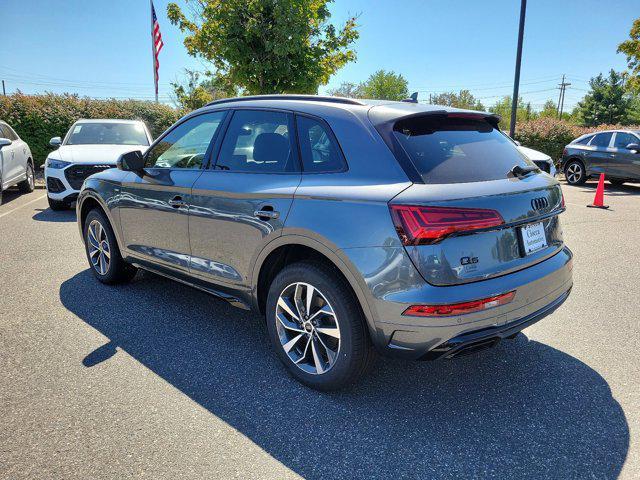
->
left=393, top=116, right=533, bottom=184
left=574, top=135, right=594, bottom=145
left=590, top=132, right=613, bottom=147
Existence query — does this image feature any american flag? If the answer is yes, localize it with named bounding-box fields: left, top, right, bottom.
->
left=151, top=1, right=164, bottom=98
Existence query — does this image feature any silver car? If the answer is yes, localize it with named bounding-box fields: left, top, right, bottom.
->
left=0, top=120, right=36, bottom=205
left=76, top=95, right=573, bottom=390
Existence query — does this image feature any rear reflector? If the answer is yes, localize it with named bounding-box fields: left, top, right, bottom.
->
left=402, top=291, right=516, bottom=317
left=389, top=205, right=504, bottom=245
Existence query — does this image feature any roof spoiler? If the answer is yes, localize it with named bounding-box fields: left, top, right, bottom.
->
left=394, top=110, right=502, bottom=128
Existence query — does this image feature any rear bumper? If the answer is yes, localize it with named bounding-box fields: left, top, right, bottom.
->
left=341, top=245, right=573, bottom=360
left=419, top=287, right=570, bottom=360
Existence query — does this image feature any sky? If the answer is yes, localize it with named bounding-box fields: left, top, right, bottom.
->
left=0, top=0, right=635, bottom=111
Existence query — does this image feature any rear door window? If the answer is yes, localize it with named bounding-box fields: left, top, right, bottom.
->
left=215, top=110, right=297, bottom=173
left=590, top=132, right=613, bottom=148
left=393, top=116, right=533, bottom=184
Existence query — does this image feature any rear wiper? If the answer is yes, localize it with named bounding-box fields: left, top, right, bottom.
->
left=510, top=164, right=539, bottom=177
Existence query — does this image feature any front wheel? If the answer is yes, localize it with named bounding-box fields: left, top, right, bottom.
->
left=265, top=262, right=375, bottom=391
left=564, top=160, right=587, bottom=185
left=83, top=209, right=137, bottom=284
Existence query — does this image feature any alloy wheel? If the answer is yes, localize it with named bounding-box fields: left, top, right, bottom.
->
left=87, top=219, right=111, bottom=275
left=566, top=163, right=583, bottom=184
left=275, top=282, right=341, bottom=375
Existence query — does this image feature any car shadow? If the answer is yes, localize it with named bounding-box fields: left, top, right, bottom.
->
left=32, top=207, right=76, bottom=222
left=59, top=270, right=629, bottom=479
left=0, top=187, right=28, bottom=206
left=561, top=179, right=640, bottom=196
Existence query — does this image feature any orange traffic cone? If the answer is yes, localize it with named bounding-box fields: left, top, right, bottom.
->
left=587, top=173, right=609, bottom=209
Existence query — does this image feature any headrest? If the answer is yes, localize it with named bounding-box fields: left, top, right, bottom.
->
left=253, top=133, right=289, bottom=164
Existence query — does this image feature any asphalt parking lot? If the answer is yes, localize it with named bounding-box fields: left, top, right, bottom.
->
left=1, top=180, right=639, bottom=479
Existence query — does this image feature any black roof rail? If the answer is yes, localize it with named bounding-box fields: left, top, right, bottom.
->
left=205, top=94, right=365, bottom=107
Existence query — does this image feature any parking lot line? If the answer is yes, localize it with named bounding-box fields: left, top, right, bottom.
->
left=0, top=194, right=47, bottom=219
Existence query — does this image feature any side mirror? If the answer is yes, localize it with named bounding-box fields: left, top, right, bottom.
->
left=0, top=138, right=12, bottom=148
left=117, top=150, right=145, bottom=172
left=49, top=137, right=62, bottom=147
left=626, top=143, right=640, bottom=153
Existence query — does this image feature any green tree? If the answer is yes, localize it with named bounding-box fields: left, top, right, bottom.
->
left=539, top=99, right=558, bottom=118
left=328, top=82, right=361, bottom=98
left=489, top=96, right=532, bottom=131
left=576, top=70, right=631, bottom=126
left=171, top=70, right=237, bottom=110
left=357, top=70, right=408, bottom=101
left=430, top=90, right=485, bottom=110
left=167, top=0, right=359, bottom=95
left=617, top=18, right=640, bottom=94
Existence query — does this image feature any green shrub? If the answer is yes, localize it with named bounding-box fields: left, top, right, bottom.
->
left=512, top=118, right=640, bottom=165
left=0, top=93, right=183, bottom=167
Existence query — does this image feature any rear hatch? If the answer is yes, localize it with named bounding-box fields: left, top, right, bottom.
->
left=379, top=111, right=565, bottom=286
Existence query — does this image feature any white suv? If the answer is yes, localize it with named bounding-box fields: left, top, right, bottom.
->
left=45, top=119, right=152, bottom=210
left=0, top=120, right=35, bottom=205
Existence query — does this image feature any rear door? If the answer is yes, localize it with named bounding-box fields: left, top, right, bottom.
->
left=586, top=132, right=614, bottom=176
left=188, top=109, right=301, bottom=288
left=388, top=114, right=564, bottom=286
left=611, top=131, right=640, bottom=180
left=119, top=111, right=227, bottom=272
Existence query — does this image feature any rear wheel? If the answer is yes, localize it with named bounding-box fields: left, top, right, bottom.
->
left=609, top=179, right=626, bottom=186
left=18, top=163, right=35, bottom=193
left=564, top=160, right=586, bottom=185
left=83, top=209, right=137, bottom=284
left=48, top=197, right=70, bottom=211
left=265, top=261, right=375, bottom=391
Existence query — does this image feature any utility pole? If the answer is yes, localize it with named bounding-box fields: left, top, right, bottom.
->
left=557, top=75, right=571, bottom=119
left=2, top=80, right=5, bottom=96
left=509, top=0, right=527, bottom=138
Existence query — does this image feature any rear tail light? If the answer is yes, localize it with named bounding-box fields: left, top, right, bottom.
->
left=402, top=291, right=516, bottom=317
left=561, top=191, right=565, bottom=209
left=562, top=148, right=568, bottom=156
left=389, top=205, right=504, bottom=245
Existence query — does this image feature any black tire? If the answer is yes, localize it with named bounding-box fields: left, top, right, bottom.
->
left=265, top=261, right=375, bottom=391
left=564, top=159, right=587, bottom=185
left=609, top=179, right=626, bottom=186
left=83, top=208, right=137, bottom=284
left=48, top=197, right=70, bottom=211
left=18, top=162, right=35, bottom=193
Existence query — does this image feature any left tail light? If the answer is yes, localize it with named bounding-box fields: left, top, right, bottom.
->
left=389, top=205, right=504, bottom=245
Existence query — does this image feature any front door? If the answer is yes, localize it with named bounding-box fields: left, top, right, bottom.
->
left=0, top=124, right=24, bottom=186
left=611, top=131, right=640, bottom=180
left=119, top=111, right=228, bottom=273
left=188, top=109, right=301, bottom=288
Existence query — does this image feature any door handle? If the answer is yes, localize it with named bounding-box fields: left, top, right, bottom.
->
left=168, top=196, right=187, bottom=208
left=254, top=207, right=280, bottom=220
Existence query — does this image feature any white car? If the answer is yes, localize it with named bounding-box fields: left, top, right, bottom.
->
left=517, top=145, right=557, bottom=177
left=45, top=119, right=152, bottom=210
left=0, top=120, right=35, bottom=205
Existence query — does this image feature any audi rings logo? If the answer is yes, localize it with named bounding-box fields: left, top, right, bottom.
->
left=531, top=197, right=549, bottom=211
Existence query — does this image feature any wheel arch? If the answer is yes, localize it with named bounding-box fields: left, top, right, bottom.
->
left=77, top=192, right=124, bottom=251
left=251, top=235, right=378, bottom=337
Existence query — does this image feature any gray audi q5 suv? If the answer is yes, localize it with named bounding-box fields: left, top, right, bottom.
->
left=76, top=95, right=573, bottom=390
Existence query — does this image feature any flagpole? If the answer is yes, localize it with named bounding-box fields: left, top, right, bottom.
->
left=150, top=0, right=158, bottom=103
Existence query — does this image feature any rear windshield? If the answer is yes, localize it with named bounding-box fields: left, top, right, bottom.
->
left=393, top=116, right=534, bottom=183
left=65, top=122, right=149, bottom=146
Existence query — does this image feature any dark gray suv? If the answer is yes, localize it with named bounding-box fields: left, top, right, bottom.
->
left=561, top=130, right=640, bottom=186
left=76, top=95, right=573, bottom=390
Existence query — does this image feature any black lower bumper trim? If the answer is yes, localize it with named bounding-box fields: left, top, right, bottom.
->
left=419, top=287, right=572, bottom=361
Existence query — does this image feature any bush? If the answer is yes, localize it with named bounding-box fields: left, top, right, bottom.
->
left=513, top=118, right=640, bottom=165
left=0, top=93, right=184, bottom=167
